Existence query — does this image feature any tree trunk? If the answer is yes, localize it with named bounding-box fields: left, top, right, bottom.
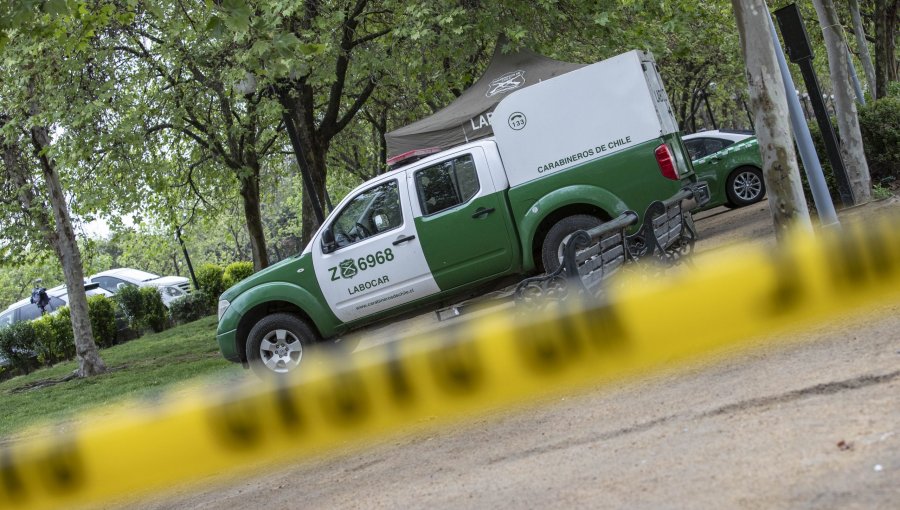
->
left=299, top=140, right=329, bottom=246
left=30, top=125, right=106, bottom=377
left=238, top=166, right=269, bottom=271
left=849, top=0, right=878, bottom=97
left=813, top=0, right=872, bottom=204
left=874, top=0, right=899, bottom=98
left=731, top=0, right=812, bottom=238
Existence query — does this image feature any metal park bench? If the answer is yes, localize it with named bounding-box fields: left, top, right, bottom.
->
left=628, top=183, right=709, bottom=264
left=514, top=182, right=710, bottom=306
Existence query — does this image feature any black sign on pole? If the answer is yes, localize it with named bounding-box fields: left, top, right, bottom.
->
left=773, top=3, right=854, bottom=207
left=175, top=226, right=200, bottom=291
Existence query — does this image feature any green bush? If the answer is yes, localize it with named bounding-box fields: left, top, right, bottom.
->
left=196, top=263, right=225, bottom=305
left=801, top=96, right=899, bottom=206
left=169, top=291, right=212, bottom=324
left=115, top=284, right=146, bottom=330
left=88, top=295, right=118, bottom=348
left=222, top=261, right=254, bottom=288
left=0, top=321, right=38, bottom=374
left=141, top=287, right=169, bottom=333
left=858, top=96, right=899, bottom=185
left=31, top=310, right=75, bottom=366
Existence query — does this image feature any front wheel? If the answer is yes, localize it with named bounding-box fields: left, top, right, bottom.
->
left=726, top=167, right=766, bottom=207
left=540, top=214, right=603, bottom=273
left=246, top=313, right=316, bottom=378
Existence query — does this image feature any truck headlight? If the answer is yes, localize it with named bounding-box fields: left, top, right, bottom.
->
left=217, top=299, right=230, bottom=321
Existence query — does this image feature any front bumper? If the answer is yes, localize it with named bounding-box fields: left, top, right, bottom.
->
left=215, top=328, right=241, bottom=363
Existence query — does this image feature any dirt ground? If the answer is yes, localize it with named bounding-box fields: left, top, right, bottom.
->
left=139, top=198, right=900, bottom=510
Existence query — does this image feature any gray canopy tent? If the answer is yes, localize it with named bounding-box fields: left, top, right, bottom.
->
left=385, top=45, right=584, bottom=165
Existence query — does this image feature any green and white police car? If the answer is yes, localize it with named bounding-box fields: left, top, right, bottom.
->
left=683, top=130, right=766, bottom=209
left=216, top=51, right=700, bottom=376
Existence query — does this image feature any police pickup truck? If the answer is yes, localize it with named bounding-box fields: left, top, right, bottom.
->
left=216, top=50, right=699, bottom=376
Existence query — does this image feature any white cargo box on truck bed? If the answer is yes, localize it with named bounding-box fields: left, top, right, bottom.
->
left=492, top=50, right=680, bottom=187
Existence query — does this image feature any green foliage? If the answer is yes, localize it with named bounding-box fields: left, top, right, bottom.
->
left=88, top=295, right=118, bottom=348
left=872, top=184, right=893, bottom=200
left=114, top=285, right=146, bottom=330
left=141, top=287, right=169, bottom=333
left=0, top=316, right=245, bottom=437
left=0, top=322, right=38, bottom=375
left=804, top=96, right=900, bottom=204
left=114, top=284, right=170, bottom=333
left=196, top=264, right=226, bottom=304
left=169, top=291, right=213, bottom=324
left=222, top=261, right=254, bottom=288
left=31, top=308, right=75, bottom=366
left=857, top=96, right=900, bottom=185
left=0, top=261, right=63, bottom=309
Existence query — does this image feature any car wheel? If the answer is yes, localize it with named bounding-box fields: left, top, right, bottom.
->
left=726, top=166, right=766, bottom=207
left=246, top=313, right=316, bottom=378
left=540, top=214, right=603, bottom=274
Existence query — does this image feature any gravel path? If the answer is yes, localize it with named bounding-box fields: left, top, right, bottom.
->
left=137, top=199, right=900, bottom=509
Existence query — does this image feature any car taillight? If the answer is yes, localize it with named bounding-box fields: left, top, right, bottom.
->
left=655, top=144, right=679, bottom=180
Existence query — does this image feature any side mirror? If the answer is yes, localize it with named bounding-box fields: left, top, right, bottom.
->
left=373, top=214, right=386, bottom=231
left=321, top=228, right=337, bottom=254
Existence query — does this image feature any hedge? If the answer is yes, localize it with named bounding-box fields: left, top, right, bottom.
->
left=88, top=295, right=118, bottom=348
left=141, top=286, right=169, bottom=333
left=196, top=263, right=226, bottom=306
left=169, top=290, right=213, bottom=324
left=0, top=321, right=39, bottom=375
left=223, top=261, right=254, bottom=289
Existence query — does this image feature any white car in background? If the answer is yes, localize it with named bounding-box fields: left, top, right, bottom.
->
left=0, top=282, right=114, bottom=367
left=89, top=268, right=192, bottom=307
left=0, top=282, right=113, bottom=329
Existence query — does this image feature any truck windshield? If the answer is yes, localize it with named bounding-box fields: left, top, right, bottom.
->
left=330, top=180, right=402, bottom=249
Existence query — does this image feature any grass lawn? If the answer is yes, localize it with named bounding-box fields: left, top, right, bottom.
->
left=0, top=316, right=249, bottom=439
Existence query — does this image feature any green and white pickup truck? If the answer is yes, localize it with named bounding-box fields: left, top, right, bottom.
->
left=216, top=50, right=699, bottom=376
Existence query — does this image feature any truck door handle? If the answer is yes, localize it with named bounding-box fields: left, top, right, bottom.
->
left=393, top=235, right=416, bottom=246
left=472, top=207, right=495, bottom=219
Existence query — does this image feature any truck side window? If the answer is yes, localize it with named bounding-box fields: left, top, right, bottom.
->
left=685, top=138, right=734, bottom=160
left=415, top=154, right=480, bottom=216
left=330, top=180, right=402, bottom=249
left=93, top=276, right=127, bottom=293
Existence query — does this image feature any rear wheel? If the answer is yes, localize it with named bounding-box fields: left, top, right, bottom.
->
left=540, top=214, right=603, bottom=273
left=726, top=167, right=765, bottom=207
left=246, top=313, right=316, bottom=378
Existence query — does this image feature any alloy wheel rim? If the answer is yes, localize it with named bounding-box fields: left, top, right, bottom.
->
left=734, top=171, right=762, bottom=201
left=259, top=329, right=303, bottom=373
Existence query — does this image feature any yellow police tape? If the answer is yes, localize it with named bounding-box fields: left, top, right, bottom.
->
left=2, top=214, right=900, bottom=509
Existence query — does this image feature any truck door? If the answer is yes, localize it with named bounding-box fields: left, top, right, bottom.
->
left=312, top=177, right=440, bottom=323
left=410, top=146, right=517, bottom=291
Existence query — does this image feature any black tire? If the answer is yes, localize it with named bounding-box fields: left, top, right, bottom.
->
left=726, top=166, right=766, bottom=207
left=540, top=214, right=603, bottom=273
left=246, top=313, right=316, bottom=378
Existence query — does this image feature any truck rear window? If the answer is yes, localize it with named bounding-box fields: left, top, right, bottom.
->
left=415, top=154, right=480, bottom=216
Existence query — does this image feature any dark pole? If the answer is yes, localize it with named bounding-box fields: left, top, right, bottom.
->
left=739, top=95, right=754, bottom=129
left=774, top=3, right=854, bottom=207
left=279, top=106, right=327, bottom=225
left=175, top=226, right=200, bottom=291
left=795, top=64, right=853, bottom=206
left=703, top=92, right=718, bottom=131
